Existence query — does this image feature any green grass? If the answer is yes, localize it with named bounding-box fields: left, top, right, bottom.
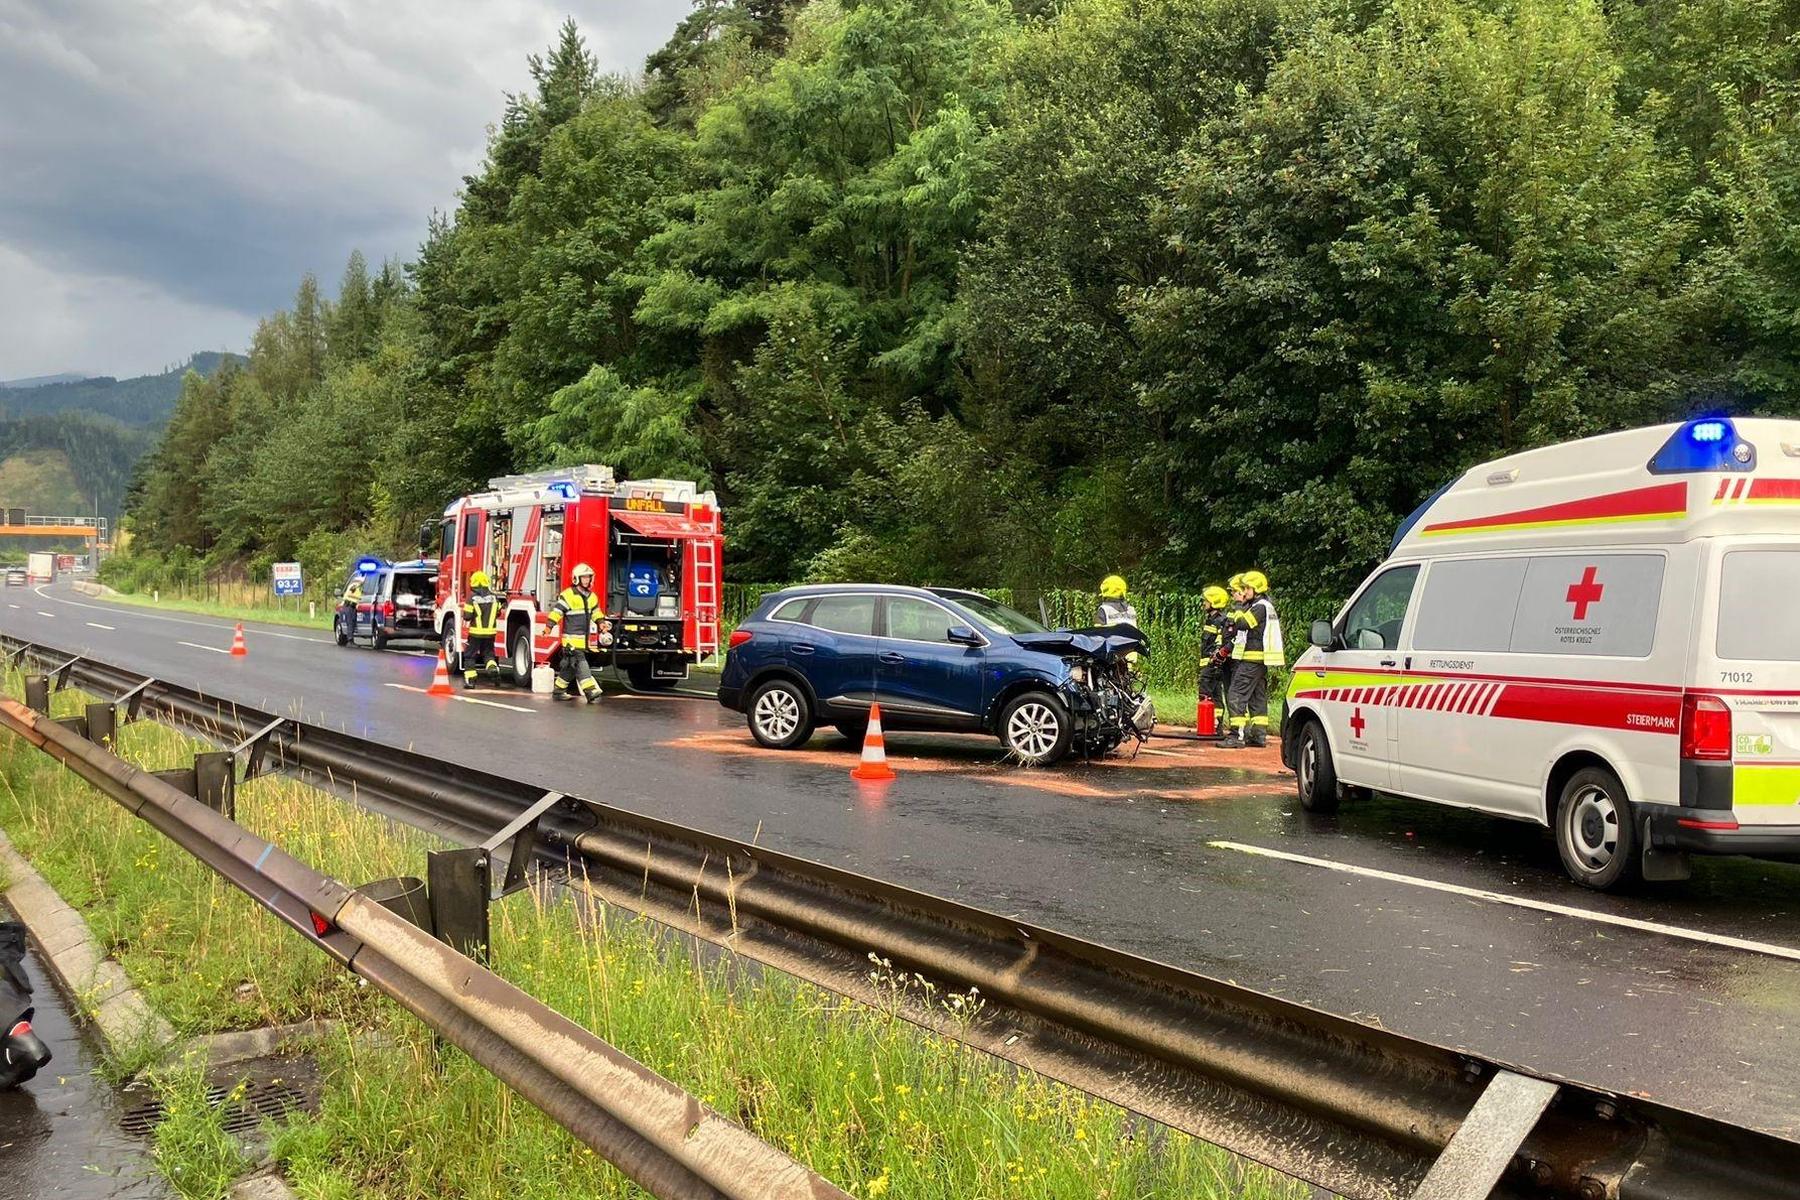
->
left=99, top=587, right=331, bottom=631
left=0, top=673, right=1310, bottom=1200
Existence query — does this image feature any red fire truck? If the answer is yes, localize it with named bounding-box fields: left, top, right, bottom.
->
left=432, top=465, right=723, bottom=689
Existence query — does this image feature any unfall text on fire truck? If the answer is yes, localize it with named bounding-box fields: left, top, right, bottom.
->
left=430, top=465, right=724, bottom=692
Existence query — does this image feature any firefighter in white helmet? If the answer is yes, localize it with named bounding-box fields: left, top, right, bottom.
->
left=545, top=562, right=606, bottom=704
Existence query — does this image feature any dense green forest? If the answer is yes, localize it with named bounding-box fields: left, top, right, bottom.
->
left=121, top=0, right=1800, bottom=609
left=0, top=353, right=236, bottom=426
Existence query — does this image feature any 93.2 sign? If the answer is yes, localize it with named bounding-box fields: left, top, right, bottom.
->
left=272, top=561, right=304, bottom=597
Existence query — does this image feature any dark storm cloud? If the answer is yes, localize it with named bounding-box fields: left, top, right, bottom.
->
left=0, top=0, right=689, bottom=378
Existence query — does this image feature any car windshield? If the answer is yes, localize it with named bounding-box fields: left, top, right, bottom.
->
left=947, top=592, right=1046, bottom=635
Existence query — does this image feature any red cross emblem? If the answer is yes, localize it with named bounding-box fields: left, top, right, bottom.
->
left=1566, top=565, right=1604, bottom=621
left=1350, top=707, right=1366, bottom=739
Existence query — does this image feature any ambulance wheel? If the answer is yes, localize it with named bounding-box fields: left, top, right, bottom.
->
left=1000, top=691, right=1072, bottom=766
left=1555, top=766, right=1641, bottom=891
left=1294, top=719, right=1340, bottom=814
left=509, top=629, right=534, bottom=687
left=748, top=679, right=814, bottom=749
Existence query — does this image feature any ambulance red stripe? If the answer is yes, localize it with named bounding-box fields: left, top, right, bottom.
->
left=1292, top=676, right=1681, bottom=734
left=1420, top=481, right=1687, bottom=535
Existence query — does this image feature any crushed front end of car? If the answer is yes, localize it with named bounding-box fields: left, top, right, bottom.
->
left=1016, top=627, right=1156, bottom=758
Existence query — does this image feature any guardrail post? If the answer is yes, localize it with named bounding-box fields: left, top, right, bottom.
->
left=23, top=675, right=49, bottom=715
left=193, top=751, right=235, bottom=819
left=85, top=702, right=115, bottom=749
left=427, top=848, right=490, bottom=962
left=357, top=876, right=433, bottom=934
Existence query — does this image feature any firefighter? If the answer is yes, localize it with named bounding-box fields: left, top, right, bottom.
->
left=1222, top=570, right=1277, bottom=748
left=1197, top=584, right=1232, bottom=736
left=461, top=570, right=502, bottom=688
left=1097, top=575, right=1138, bottom=628
left=545, top=562, right=604, bottom=704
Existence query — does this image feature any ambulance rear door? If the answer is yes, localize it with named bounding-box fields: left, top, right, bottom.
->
left=1707, top=541, right=1800, bottom=823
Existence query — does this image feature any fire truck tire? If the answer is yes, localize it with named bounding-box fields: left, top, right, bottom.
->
left=508, top=628, right=534, bottom=687
left=748, top=679, right=814, bottom=749
left=440, top=623, right=459, bottom=673
left=1555, top=765, right=1641, bottom=891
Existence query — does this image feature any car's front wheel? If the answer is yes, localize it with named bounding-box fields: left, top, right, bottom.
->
left=1295, top=719, right=1341, bottom=814
left=748, top=678, right=814, bottom=749
left=334, top=615, right=349, bottom=647
left=1556, top=765, right=1641, bottom=891
left=1000, top=691, right=1072, bottom=766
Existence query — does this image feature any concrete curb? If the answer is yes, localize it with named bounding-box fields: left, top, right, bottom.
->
left=0, top=828, right=302, bottom=1200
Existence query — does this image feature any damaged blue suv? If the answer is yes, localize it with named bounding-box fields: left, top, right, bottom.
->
left=717, top=585, right=1154, bottom=765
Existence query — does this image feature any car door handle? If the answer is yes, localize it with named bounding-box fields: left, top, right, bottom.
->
left=878, top=651, right=906, bottom=665
left=791, top=644, right=816, bottom=655
left=1379, top=658, right=1397, bottom=667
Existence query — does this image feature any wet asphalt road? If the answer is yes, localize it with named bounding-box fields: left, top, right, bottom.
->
left=6, top=583, right=1800, bottom=1141
left=0, top=904, right=167, bottom=1200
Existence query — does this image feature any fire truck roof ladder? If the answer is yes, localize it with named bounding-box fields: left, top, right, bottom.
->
left=486, top=465, right=617, bottom=495
left=692, top=527, right=720, bottom=660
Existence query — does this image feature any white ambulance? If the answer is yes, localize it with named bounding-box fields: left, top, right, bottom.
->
left=1282, top=416, right=1800, bottom=889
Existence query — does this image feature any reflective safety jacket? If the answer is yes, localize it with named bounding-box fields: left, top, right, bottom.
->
left=463, top=587, right=501, bottom=637
left=546, top=585, right=601, bottom=647
left=342, top=576, right=363, bottom=604
left=1227, top=595, right=1278, bottom=663
left=1097, top=598, right=1138, bottom=628
left=1200, top=606, right=1230, bottom=661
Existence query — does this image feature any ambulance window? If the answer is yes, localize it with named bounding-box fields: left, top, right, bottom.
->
left=1718, top=551, right=1800, bottom=660
left=1339, top=566, right=1418, bottom=651
left=1508, top=554, right=1663, bottom=657
left=461, top=513, right=481, bottom=549
left=1411, top=558, right=1526, bottom=652
left=809, top=594, right=876, bottom=637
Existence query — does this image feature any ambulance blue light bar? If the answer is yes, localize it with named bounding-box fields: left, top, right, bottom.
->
left=1648, top=417, right=1755, bottom=474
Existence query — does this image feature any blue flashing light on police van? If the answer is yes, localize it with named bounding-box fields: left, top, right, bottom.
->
left=1649, top=416, right=1754, bottom=474
left=355, top=556, right=385, bottom=575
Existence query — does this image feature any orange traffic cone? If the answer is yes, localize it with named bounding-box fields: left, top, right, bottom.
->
left=426, top=646, right=455, bottom=697
left=851, top=703, right=897, bottom=782
left=229, top=623, right=247, bottom=657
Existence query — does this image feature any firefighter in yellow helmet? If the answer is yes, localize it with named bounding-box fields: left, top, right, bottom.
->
left=460, top=570, right=502, bottom=688
left=1222, top=570, right=1280, bottom=747
left=545, top=562, right=607, bottom=704
left=1097, top=574, right=1137, bottom=628
left=1197, top=585, right=1233, bottom=736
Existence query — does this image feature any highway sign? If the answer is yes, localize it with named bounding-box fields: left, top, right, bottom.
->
left=272, top=561, right=304, bottom=596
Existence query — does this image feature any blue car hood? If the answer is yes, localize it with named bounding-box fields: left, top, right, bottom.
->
left=1012, top=625, right=1147, bottom=660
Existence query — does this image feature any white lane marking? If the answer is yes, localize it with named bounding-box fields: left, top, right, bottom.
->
left=6, top=604, right=18, bottom=609
left=86, top=622, right=115, bottom=630
left=35, top=610, right=53, bottom=618
left=178, top=641, right=231, bottom=655
left=31, top=585, right=330, bottom=643
left=384, top=682, right=535, bottom=713
left=1209, top=840, right=1800, bottom=963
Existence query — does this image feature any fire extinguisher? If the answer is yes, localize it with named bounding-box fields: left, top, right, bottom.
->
left=1195, top=695, right=1217, bottom=736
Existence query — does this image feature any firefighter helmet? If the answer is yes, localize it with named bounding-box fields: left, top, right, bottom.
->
left=1203, top=585, right=1229, bottom=608
left=571, top=562, right=596, bottom=585
left=1242, top=570, right=1269, bottom=594
left=470, top=570, right=491, bottom=589
left=1100, top=574, right=1128, bottom=599
left=1228, top=573, right=1244, bottom=591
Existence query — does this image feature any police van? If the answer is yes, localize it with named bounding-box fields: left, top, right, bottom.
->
left=1282, top=417, right=1800, bottom=889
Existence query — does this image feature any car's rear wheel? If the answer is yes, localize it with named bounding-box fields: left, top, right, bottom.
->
left=749, top=679, right=814, bottom=749
left=509, top=628, right=534, bottom=687
left=1000, top=691, right=1072, bottom=766
left=1295, top=719, right=1341, bottom=814
left=1556, top=765, right=1641, bottom=891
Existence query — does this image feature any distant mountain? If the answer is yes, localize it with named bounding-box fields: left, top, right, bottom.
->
left=0, top=352, right=241, bottom=427
left=0, top=372, right=88, bottom=390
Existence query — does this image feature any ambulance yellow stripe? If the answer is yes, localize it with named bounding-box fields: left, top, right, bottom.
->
left=1418, top=511, right=1682, bottom=537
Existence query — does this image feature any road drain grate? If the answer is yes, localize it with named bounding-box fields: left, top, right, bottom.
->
left=119, top=1078, right=311, bottom=1138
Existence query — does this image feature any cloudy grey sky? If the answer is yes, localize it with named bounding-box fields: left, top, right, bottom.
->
left=0, top=0, right=689, bottom=381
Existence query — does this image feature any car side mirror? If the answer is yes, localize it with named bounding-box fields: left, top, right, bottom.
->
left=947, top=625, right=982, bottom=646
left=1310, top=620, right=1335, bottom=650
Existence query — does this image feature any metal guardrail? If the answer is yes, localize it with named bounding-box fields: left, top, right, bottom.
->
left=4, top=635, right=1797, bottom=1200
left=0, top=691, right=847, bottom=1200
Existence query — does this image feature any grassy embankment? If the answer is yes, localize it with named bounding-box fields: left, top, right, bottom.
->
left=0, top=674, right=1308, bottom=1199
left=95, top=584, right=331, bottom=632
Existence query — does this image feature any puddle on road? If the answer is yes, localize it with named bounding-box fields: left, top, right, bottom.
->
left=0, top=909, right=169, bottom=1200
